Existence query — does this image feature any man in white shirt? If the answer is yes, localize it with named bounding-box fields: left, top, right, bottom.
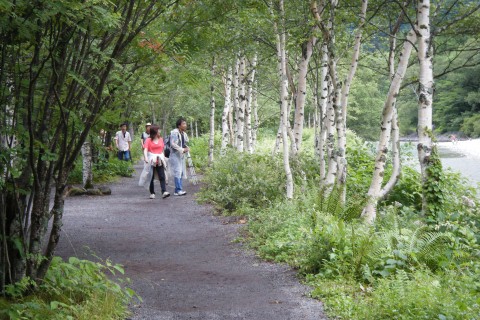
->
left=114, top=123, right=132, bottom=161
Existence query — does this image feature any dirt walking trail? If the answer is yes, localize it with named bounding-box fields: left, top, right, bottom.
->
left=57, top=163, right=326, bottom=320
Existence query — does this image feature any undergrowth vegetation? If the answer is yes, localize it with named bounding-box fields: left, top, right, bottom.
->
left=198, top=129, right=480, bottom=319
left=67, top=141, right=137, bottom=185
left=0, top=257, right=138, bottom=320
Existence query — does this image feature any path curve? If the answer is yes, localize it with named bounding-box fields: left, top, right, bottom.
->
left=57, top=164, right=326, bottom=320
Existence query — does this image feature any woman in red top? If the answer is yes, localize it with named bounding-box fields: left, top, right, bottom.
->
left=143, top=125, right=170, bottom=199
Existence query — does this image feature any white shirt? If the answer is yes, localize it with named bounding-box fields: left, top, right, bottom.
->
left=115, top=130, right=131, bottom=151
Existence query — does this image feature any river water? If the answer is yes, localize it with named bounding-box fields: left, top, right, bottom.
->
left=399, top=141, right=480, bottom=187
left=437, top=144, right=480, bottom=186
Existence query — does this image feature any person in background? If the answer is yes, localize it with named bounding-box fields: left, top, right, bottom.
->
left=141, top=122, right=152, bottom=163
left=143, top=125, right=170, bottom=199
left=114, top=123, right=132, bottom=161
left=169, top=117, right=189, bottom=196
left=141, top=123, right=152, bottom=149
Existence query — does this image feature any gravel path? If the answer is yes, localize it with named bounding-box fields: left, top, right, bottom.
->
left=56, top=164, right=326, bottom=320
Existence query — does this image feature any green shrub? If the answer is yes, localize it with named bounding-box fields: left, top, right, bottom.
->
left=0, top=257, right=138, bottom=320
left=187, top=133, right=221, bottom=172
left=197, top=150, right=285, bottom=211
left=68, top=157, right=134, bottom=185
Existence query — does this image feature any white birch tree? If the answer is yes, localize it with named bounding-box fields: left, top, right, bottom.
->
left=221, top=66, right=233, bottom=151
left=81, top=141, right=93, bottom=189
left=292, top=28, right=317, bottom=152
left=237, top=55, right=247, bottom=152
left=245, top=54, right=257, bottom=154
left=233, top=56, right=240, bottom=149
left=416, top=0, right=435, bottom=214
left=272, top=0, right=294, bottom=198
left=362, top=29, right=417, bottom=223
left=252, top=80, right=259, bottom=151
left=208, top=56, right=216, bottom=166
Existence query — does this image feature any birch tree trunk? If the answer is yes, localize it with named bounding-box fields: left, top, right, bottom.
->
left=379, top=107, right=401, bottom=200
left=293, top=29, right=317, bottom=152
left=318, top=43, right=329, bottom=183
left=245, top=54, right=257, bottom=154
left=272, top=0, right=293, bottom=199
left=81, top=141, right=93, bottom=189
left=379, top=6, right=409, bottom=201
left=416, top=0, right=436, bottom=215
left=362, top=30, right=417, bottom=223
left=233, top=56, right=240, bottom=149
left=237, top=55, right=246, bottom=152
left=221, top=67, right=233, bottom=151
left=208, top=57, right=216, bottom=166
left=252, top=80, right=259, bottom=151
left=324, top=81, right=337, bottom=187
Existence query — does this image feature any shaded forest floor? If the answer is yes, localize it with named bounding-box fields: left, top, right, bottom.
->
left=57, top=163, right=326, bottom=320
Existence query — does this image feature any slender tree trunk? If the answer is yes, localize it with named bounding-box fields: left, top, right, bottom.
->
left=416, top=0, right=436, bottom=215
left=221, top=67, right=233, bottom=151
left=379, top=5, right=409, bottom=201
left=272, top=0, right=293, bottom=198
left=332, top=77, right=347, bottom=203
left=252, top=80, right=259, bottom=151
left=293, top=29, right=317, bottom=152
left=273, top=120, right=282, bottom=155
left=208, top=56, right=216, bottom=166
left=233, top=56, right=240, bottom=148
left=287, top=96, right=297, bottom=155
left=81, top=140, right=93, bottom=189
left=379, top=107, right=401, bottom=200
left=362, top=30, right=417, bottom=223
left=237, top=55, right=246, bottom=152
left=324, top=81, right=337, bottom=187
left=318, top=43, right=329, bottom=183
left=245, top=54, right=257, bottom=154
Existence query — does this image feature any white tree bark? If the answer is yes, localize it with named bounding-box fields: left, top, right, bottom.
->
left=272, top=0, right=293, bottom=199
left=245, top=54, right=257, bottom=154
left=252, top=80, right=259, bottom=151
left=221, top=67, right=233, bottom=151
left=379, top=107, right=401, bottom=200
left=233, top=56, right=240, bottom=148
left=81, top=141, right=93, bottom=189
left=332, top=76, right=347, bottom=204
left=293, top=28, right=317, bottom=152
left=416, top=0, right=435, bottom=213
left=208, top=56, right=216, bottom=166
left=237, top=55, right=246, bottom=152
left=324, top=80, right=337, bottom=187
left=362, top=30, right=417, bottom=223
left=379, top=8, right=409, bottom=201
left=318, top=43, right=329, bottom=183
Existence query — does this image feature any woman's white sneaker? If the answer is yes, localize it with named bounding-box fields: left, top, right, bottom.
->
left=149, top=194, right=155, bottom=199
left=174, top=190, right=187, bottom=196
left=162, top=192, right=170, bottom=198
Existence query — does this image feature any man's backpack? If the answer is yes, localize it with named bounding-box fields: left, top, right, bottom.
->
left=163, top=135, right=171, bottom=158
